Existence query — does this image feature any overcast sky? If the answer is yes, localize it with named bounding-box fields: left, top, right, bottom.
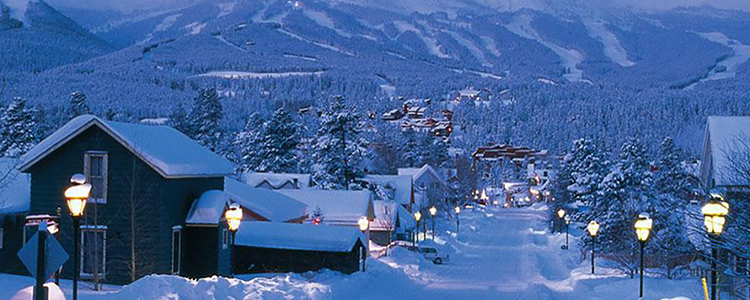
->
left=36, top=0, right=750, bottom=13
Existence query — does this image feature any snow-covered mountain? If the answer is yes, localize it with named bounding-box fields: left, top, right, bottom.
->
left=0, top=0, right=110, bottom=72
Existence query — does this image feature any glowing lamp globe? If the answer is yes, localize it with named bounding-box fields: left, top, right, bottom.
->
left=702, top=201, right=729, bottom=236
left=358, top=217, right=369, bottom=232
left=65, top=183, right=91, bottom=217
left=454, top=206, right=461, bottom=214
left=225, top=203, right=242, bottom=232
left=414, top=211, right=422, bottom=222
left=557, top=209, right=566, bottom=219
left=587, top=221, right=600, bottom=237
left=564, top=215, right=571, bottom=224
left=634, top=213, right=653, bottom=242
left=429, top=206, right=437, bottom=216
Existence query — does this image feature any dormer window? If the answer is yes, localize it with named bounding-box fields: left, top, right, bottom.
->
left=85, top=151, right=108, bottom=204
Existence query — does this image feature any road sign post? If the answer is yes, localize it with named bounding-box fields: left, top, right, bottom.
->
left=17, top=220, right=69, bottom=300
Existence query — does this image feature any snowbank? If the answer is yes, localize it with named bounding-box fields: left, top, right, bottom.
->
left=10, top=283, right=66, bottom=300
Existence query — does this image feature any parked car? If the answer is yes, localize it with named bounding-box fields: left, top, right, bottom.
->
left=397, top=244, right=451, bottom=264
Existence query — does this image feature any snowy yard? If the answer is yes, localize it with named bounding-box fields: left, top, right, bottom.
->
left=2, top=206, right=703, bottom=300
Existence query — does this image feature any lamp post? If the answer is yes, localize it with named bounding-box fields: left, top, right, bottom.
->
left=413, top=211, right=422, bottom=246
left=454, top=206, right=461, bottom=234
left=225, top=203, right=242, bottom=277
left=557, top=209, right=565, bottom=234
left=702, top=197, right=729, bottom=300
left=587, top=221, right=600, bottom=274
left=563, top=215, right=571, bottom=250
left=429, top=206, right=437, bottom=240
left=635, top=213, right=653, bottom=300
left=358, top=217, right=369, bottom=272
left=65, top=174, right=91, bottom=300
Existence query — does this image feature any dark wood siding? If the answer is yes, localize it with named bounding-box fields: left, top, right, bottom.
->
left=234, top=241, right=364, bottom=275
left=26, top=125, right=223, bottom=284
left=181, top=226, right=219, bottom=278
left=0, top=215, right=26, bottom=274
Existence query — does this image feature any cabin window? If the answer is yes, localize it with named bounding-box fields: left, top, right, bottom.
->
left=172, top=227, right=182, bottom=274
left=81, top=226, right=106, bottom=278
left=222, top=228, right=229, bottom=250
left=85, top=152, right=108, bottom=204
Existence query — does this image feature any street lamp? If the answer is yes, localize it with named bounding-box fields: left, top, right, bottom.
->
left=358, top=217, right=369, bottom=272
left=563, top=215, right=571, bottom=250
left=702, top=197, right=729, bottom=300
left=429, top=206, right=437, bottom=240
left=587, top=221, right=600, bottom=274
left=64, top=174, right=91, bottom=300
left=454, top=206, right=461, bottom=234
left=557, top=209, right=566, bottom=233
left=413, top=211, right=422, bottom=245
left=225, top=203, right=242, bottom=277
left=634, top=213, right=653, bottom=300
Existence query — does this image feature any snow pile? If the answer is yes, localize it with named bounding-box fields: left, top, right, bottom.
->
left=10, top=283, right=65, bottom=300
left=97, top=275, right=329, bottom=300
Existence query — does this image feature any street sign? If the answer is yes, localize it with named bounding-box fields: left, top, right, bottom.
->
left=17, top=231, right=69, bottom=279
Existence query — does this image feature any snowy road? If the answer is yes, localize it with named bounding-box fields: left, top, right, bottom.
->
left=1, top=206, right=701, bottom=300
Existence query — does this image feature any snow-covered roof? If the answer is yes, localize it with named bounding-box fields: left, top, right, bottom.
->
left=235, top=222, right=365, bottom=252
left=185, top=190, right=229, bottom=225
left=186, top=178, right=309, bottom=224
left=0, top=158, right=30, bottom=214
left=702, top=116, right=750, bottom=186
left=277, top=189, right=374, bottom=225
left=18, top=115, right=233, bottom=178
left=370, top=201, right=416, bottom=231
left=242, top=172, right=311, bottom=189
left=364, top=175, right=412, bottom=205
left=398, top=165, right=444, bottom=183
left=224, top=177, right=308, bottom=222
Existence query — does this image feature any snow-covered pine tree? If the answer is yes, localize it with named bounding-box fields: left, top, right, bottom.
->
left=169, top=102, right=191, bottom=136
left=188, top=88, right=224, bottom=152
left=312, top=96, right=367, bottom=190
left=258, top=108, right=301, bottom=173
left=419, top=132, right=449, bottom=168
left=235, top=113, right=266, bottom=173
left=561, top=139, right=606, bottom=221
left=0, top=97, right=38, bottom=157
left=400, top=128, right=420, bottom=168
left=651, top=137, right=695, bottom=278
left=68, top=91, right=91, bottom=119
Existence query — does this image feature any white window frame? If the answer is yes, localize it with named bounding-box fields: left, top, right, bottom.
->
left=221, top=228, right=229, bottom=250
left=172, top=226, right=182, bottom=274
left=80, top=225, right=107, bottom=278
left=84, top=151, right=108, bottom=204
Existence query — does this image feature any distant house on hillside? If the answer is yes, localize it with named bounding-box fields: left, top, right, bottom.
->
left=5, top=115, right=234, bottom=284
left=398, top=165, right=445, bottom=210
left=242, top=172, right=312, bottom=190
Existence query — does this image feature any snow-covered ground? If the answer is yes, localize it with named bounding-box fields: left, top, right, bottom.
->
left=686, top=31, right=750, bottom=89
left=1, top=206, right=702, bottom=300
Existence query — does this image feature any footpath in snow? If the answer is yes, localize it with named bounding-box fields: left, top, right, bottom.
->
left=1, top=206, right=702, bottom=300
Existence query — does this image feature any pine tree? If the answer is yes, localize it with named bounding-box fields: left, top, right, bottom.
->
left=419, top=133, right=449, bottom=168
left=169, top=102, right=191, bottom=136
left=312, top=96, right=367, bottom=190
left=561, top=139, right=606, bottom=217
left=653, top=137, right=694, bottom=199
left=259, top=108, right=301, bottom=173
left=68, top=91, right=91, bottom=119
left=400, top=128, right=420, bottom=167
left=235, top=113, right=266, bottom=173
left=0, top=97, right=38, bottom=157
left=188, top=88, right=224, bottom=151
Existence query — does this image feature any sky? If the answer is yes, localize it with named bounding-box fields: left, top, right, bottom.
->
left=9, top=0, right=750, bottom=13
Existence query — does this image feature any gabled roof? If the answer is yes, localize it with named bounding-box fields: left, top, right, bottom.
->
left=398, top=165, right=443, bottom=183
left=0, top=158, right=30, bottom=214
left=370, top=200, right=416, bottom=232
left=18, top=115, right=233, bottom=178
left=702, top=116, right=750, bottom=187
left=242, top=172, right=311, bottom=189
left=236, top=222, right=364, bottom=252
left=278, top=189, right=374, bottom=225
left=185, top=178, right=309, bottom=225
left=364, top=175, right=412, bottom=205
